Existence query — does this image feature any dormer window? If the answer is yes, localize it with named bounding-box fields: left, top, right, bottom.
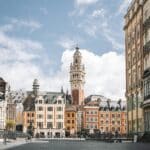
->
left=39, top=100, right=42, bottom=104
left=58, top=100, right=62, bottom=104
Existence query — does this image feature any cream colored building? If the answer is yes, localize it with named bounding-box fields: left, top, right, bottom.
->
left=124, top=0, right=144, bottom=135
left=34, top=93, right=66, bottom=138
left=143, top=0, right=150, bottom=133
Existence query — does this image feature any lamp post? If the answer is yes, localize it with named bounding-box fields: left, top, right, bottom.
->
left=0, top=106, right=2, bottom=130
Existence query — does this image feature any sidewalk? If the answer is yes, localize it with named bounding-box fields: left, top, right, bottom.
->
left=0, top=138, right=30, bottom=150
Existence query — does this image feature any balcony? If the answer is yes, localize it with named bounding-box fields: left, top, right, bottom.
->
left=143, top=16, right=150, bottom=30
left=143, top=67, right=150, bottom=79
left=144, top=41, right=150, bottom=55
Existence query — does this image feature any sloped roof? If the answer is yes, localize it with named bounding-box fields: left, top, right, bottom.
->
left=23, top=94, right=36, bottom=111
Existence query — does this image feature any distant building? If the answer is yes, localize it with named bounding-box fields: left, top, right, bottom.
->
left=99, top=100, right=127, bottom=135
left=0, top=100, right=7, bottom=130
left=23, top=79, right=70, bottom=138
left=83, top=101, right=99, bottom=134
left=83, top=97, right=127, bottom=135
left=76, top=106, right=84, bottom=133
left=0, top=77, right=7, bottom=99
left=23, top=93, right=36, bottom=134
left=34, top=92, right=66, bottom=138
left=70, top=47, right=85, bottom=105
left=11, top=90, right=26, bottom=131
left=65, top=105, right=77, bottom=136
left=0, top=78, right=7, bottom=130
left=0, top=78, right=16, bottom=131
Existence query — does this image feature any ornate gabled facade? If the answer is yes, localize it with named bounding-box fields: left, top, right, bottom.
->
left=23, top=79, right=69, bottom=137
left=70, top=47, right=85, bottom=105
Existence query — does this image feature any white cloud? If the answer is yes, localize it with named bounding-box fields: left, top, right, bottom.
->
left=91, top=9, right=105, bottom=17
left=77, top=8, right=124, bottom=50
left=0, top=18, right=42, bottom=34
left=58, top=38, right=76, bottom=49
left=0, top=47, right=125, bottom=100
left=75, top=0, right=98, bottom=6
left=0, top=31, right=42, bottom=62
left=69, top=0, right=99, bottom=16
left=11, top=18, right=42, bottom=30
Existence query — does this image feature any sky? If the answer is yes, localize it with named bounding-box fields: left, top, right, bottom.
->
left=0, top=0, right=132, bottom=100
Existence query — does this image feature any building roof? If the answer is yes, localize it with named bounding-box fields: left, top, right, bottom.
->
left=85, top=95, right=126, bottom=111
left=65, top=105, right=77, bottom=112
left=23, top=94, right=36, bottom=111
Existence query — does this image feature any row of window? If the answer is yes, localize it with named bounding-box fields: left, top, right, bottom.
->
left=100, top=127, right=122, bottom=132
left=144, top=80, right=150, bottom=98
left=86, top=113, right=123, bottom=118
left=100, top=120, right=121, bottom=125
left=67, top=120, right=75, bottom=124
left=100, top=114, right=121, bottom=118
left=37, top=114, right=63, bottom=119
left=127, top=54, right=141, bottom=70
left=37, top=100, right=63, bottom=104
left=27, top=113, right=34, bottom=117
left=86, top=124, right=97, bottom=129
left=27, top=119, right=34, bottom=123
left=37, top=106, right=63, bottom=111
left=126, top=24, right=141, bottom=48
left=86, top=117, right=98, bottom=122
left=86, top=110, right=98, bottom=115
left=67, top=113, right=75, bottom=118
left=66, top=126, right=75, bottom=130
left=37, top=122, right=63, bottom=129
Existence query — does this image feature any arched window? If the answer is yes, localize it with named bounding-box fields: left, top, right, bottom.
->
left=75, top=59, right=78, bottom=63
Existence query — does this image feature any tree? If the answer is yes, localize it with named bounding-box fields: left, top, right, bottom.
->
left=6, top=120, right=15, bottom=131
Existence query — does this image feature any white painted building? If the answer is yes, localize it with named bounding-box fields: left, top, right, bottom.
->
left=0, top=78, right=9, bottom=130
left=34, top=93, right=66, bottom=138
left=0, top=100, right=7, bottom=130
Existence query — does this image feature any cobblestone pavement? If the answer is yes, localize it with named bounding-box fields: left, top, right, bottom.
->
left=4, top=141, right=150, bottom=150
left=0, top=139, right=30, bottom=150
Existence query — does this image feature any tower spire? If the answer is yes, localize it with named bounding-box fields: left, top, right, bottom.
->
left=33, top=79, right=39, bottom=96
left=70, top=47, right=85, bottom=105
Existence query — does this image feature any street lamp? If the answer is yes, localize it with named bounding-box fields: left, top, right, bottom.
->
left=0, top=106, right=2, bottom=130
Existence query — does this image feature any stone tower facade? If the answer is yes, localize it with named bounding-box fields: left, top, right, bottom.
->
left=33, top=79, right=39, bottom=96
left=124, top=0, right=144, bottom=134
left=70, top=47, right=85, bottom=105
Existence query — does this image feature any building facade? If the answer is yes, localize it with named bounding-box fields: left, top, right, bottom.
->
left=76, top=106, right=84, bottom=133
left=99, top=107, right=127, bottom=135
left=70, top=47, right=85, bottom=105
left=124, top=0, right=144, bottom=135
left=83, top=101, right=99, bottom=134
left=83, top=97, right=127, bottom=136
left=143, top=0, right=150, bottom=133
left=0, top=100, right=7, bottom=130
left=0, top=78, right=7, bottom=130
left=34, top=93, right=66, bottom=138
left=65, top=105, right=77, bottom=136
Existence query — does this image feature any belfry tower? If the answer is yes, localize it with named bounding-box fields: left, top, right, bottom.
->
left=70, top=47, right=85, bottom=105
